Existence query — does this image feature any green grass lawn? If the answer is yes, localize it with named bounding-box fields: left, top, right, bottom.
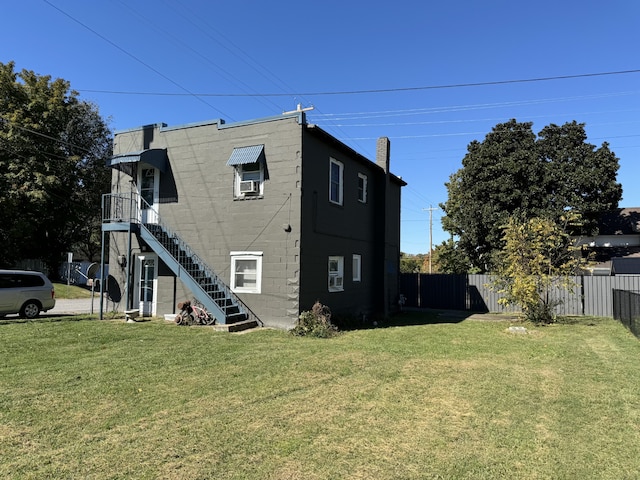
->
left=1, top=313, right=640, bottom=479
left=53, top=283, right=95, bottom=299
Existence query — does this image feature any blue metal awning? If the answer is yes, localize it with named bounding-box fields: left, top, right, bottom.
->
left=107, top=149, right=168, bottom=175
left=226, top=145, right=265, bottom=166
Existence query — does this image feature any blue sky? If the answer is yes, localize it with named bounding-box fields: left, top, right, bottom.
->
left=3, top=1, right=640, bottom=254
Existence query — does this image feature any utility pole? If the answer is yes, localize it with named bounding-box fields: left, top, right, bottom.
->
left=423, top=206, right=438, bottom=274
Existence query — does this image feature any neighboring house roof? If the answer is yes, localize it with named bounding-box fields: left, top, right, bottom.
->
left=578, top=208, right=640, bottom=272
left=611, top=257, right=640, bottom=275
left=598, top=207, right=640, bottom=235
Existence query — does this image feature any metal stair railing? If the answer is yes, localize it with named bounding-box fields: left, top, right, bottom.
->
left=140, top=223, right=240, bottom=323
left=102, top=192, right=261, bottom=325
left=102, top=192, right=139, bottom=224
left=138, top=196, right=249, bottom=325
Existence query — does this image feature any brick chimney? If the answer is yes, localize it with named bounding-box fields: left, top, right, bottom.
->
left=376, top=137, right=390, bottom=173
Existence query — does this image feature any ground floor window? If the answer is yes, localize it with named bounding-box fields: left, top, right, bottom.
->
left=353, top=254, right=362, bottom=282
left=230, top=251, right=263, bottom=293
left=328, top=256, right=344, bottom=292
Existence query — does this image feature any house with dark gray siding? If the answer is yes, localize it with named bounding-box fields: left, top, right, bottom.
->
left=101, top=111, right=405, bottom=329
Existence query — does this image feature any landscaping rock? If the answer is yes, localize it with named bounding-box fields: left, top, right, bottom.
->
left=507, top=326, right=528, bottom=334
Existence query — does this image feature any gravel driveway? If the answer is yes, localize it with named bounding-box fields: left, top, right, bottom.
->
left=49, top=296, right=106, bottom=315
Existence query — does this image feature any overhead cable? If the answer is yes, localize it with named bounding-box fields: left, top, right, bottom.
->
left=77, top=69, right=640, bottom=97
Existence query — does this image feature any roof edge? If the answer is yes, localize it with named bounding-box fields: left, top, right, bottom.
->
left=114, top=112, right=305, bottom=135
left=305, top=124, right=406, bottom=187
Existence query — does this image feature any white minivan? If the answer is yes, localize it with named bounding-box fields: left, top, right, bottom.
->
left=0, top=270, right=56, bottom=318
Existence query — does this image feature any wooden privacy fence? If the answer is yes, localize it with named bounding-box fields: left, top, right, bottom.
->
left=400, top=274, right=640, bottom=318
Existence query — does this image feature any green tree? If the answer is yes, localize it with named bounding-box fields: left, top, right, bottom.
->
left=400, top=253, right=423, bottom=273
left=440, top=119, right=622, bottom=273
left=432, top=239, right=475, bottom=274
left=0, top=62, right=112, bottom=275
left=537, top=121, right=622, bottom=234
left=492, top=215, right=586, bottom=324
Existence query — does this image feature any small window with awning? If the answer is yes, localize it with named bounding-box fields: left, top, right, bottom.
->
left=227, top=145, right=266, bottom=198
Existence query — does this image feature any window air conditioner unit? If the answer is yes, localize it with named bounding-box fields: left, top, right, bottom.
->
left=239, top=180, right=258, bottom=193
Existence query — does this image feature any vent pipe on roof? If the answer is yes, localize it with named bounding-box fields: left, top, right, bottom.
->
left=282, top=103, right=315, bottom=115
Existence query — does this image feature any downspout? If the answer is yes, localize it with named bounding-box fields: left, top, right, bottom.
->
left=126, top=221, right=133, bottom=311
left=376, top=137, right=391, bottom=316
left=124, top=181, right=136, bottom=311
left=99, top=205, right=106, bottom=320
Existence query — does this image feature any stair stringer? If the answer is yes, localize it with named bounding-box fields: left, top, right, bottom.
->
left=139, top=225, right=242, bottom=324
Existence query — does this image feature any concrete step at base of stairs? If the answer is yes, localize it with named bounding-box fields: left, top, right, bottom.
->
left=213, top=318, right=259, bottom=333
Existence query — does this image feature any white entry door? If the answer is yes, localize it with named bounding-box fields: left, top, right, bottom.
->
left=135, top=255, right=157, bottom=316
left=139, top=166, right=159, bottom=224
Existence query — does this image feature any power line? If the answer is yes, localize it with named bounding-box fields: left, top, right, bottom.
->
left=77, top=68, right=640, bottom=98
left=165, top=0, right=297, bottom=100
left=110, top=0, right=283, bottom=115
left=310, top=91, right=640, bottom=120
left=0, top=115, right=95, bottom=155
left=42, top=0, right=233, bottom=120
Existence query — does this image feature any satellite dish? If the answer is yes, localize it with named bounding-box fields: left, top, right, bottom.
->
left=87, top=263, right=99, bottom=279
left=106, top=275, right=122, bottom=303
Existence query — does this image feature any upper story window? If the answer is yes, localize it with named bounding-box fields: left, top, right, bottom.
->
left=357, top=173, right=368, bottom=203
left=227, top=145, right=266, bottom=199
left=235, top=162, right=264, bottom=197
left=140, top=168, right=156, bottom=206
left=329, top=158, right=343, bottom=205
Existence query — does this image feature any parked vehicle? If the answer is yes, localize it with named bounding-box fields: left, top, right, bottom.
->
left=0, top=270, right=56, bottom=319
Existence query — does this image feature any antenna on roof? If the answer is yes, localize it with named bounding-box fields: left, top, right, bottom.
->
left=283, top=103, right=314, bottom=115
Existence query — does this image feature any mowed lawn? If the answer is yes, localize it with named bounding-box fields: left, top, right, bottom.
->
left=2, top=313, right=640, bottom=479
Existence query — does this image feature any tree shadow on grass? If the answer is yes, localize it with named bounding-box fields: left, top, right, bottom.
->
left=0, top=313, right=98, bottom=325
left=383, top=309, right=473, bottom=327
left=334, top=309, right=474, bottom=331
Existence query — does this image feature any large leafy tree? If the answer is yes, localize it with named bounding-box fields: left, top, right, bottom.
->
left=440, top=119, right=622, bottom=273
left=537, top=121, right=622, bottom=234
left=0, top=61, right=112, bottom=276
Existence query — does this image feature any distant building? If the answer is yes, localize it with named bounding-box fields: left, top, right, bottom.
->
left=580, top=208, right=640, bottom=275
left=611, top=257, right=640, bottom=276
left=101, top=112, right=405, bottom=329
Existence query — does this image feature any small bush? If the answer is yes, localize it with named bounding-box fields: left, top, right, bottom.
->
left=291, top=301, right=338, bottom=338
left=523, top=298, right=560, bottom=325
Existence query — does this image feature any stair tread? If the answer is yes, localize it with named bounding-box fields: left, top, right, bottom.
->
left=143, top=222, right=257, bottom=327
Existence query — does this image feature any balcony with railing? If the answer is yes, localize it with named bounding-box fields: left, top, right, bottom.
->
left=102, top=192, right=141, bottom=230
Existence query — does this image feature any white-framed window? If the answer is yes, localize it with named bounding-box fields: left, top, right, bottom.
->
left=140, top=168, right=157, bottom=207
left=352, top=254, right=362, bottom=282
left=357, top=173, right=368, bottom=203
left=234, top=162, right=264, bottom=198
left=230, top=251, right=263, bottom=294
left=328, top=256, right=344, bottom=292
left=329, top=158, right=343, bottom=205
